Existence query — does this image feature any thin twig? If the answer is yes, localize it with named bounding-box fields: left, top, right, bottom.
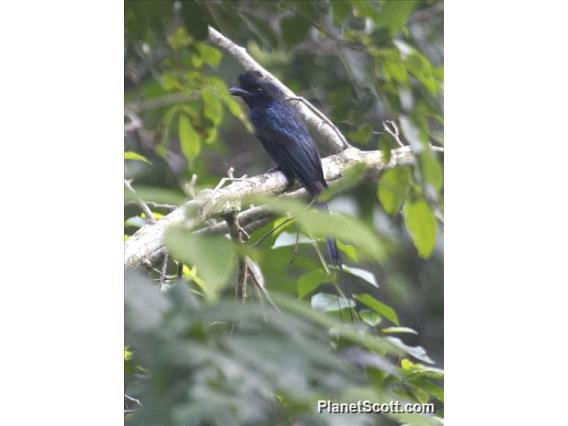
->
left=211, top=167, right=248, bottom=197
left=290, top=229, right=302, bottom=264
left=383, top=120, right=405, bottom=147
left=334, top=280, right=356, bottom=323
left=185, top=174, right=198, bottom=199
left=124, top=110, right=143, bottom=133
left=124, top=394, right=143, bottom=407
left=248, top=260, right=280, bottom=312
left=126, top=200, right=178, bottom=212
left=378, top=120, right=444, bottom=153
left=249, top=216, right=294, bottom=248
left=197, top=207, right=274, bottom=237
left=225, top=212, right=249, bottom=301
left=160, top=253, right=169, bottom=286
left=312, top=241, right=330, bottom=276
left=177, top=261, right=183, bottom=279
left=124, top=180, right=157, bottom=224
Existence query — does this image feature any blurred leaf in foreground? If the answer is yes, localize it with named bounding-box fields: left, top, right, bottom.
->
left=164, top=225, right=237, bottom=301
left=178, top=114, right=201, bottom=162
left=259, top=197, right=388, bottom=262
left=125, top=151, right=152, bottom=165
left=378, top=166, right=411, bottom=215
left=403, top=199, right=437, bottom=258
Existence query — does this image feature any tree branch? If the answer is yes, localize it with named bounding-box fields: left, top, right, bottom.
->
left=123, top=27, right=443, bottom=269
left=207, top=26, right=349, bottom=153
left=124, top=146, right=417, bottom=268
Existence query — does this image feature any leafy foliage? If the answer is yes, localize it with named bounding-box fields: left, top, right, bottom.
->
left=164, top=226, right=237, bottom=301
left=126, top=272, right=443, bottom=426
left=125, top=1, right=444, bottom=424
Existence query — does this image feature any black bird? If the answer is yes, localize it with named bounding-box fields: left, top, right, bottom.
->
left=230, top=71, right=342, bottom=268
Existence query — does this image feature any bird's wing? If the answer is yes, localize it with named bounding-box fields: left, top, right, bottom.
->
left=255, top=106, right=325, bottom=195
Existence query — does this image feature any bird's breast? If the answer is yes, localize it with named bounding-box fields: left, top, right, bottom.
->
left=249, top=101, right=303, bottom=137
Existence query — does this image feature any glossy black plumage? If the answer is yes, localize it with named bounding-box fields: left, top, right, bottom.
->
left=230, top=71, right=342, bottom=267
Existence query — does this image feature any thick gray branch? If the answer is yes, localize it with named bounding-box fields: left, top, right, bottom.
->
left=124, top=146, right=416, bottom=268
left=208, top=26, right=349, bottom=153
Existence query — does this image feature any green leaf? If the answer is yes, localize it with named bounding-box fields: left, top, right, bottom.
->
left=401, top=358, right=444, bottom=382
left=260, top=198, right=387, bottom=262
left=219, top=89, right=244, bottom=116
left=352, top=1, right=379, bottom=20
left=215, top=85, right=252, bottom=131
left=167, top=26, right=192, bottom=50
left=385, top=60, right=409, bottom=86
left=281, top=16, right=312, bottom=48
left=202, top=89, right=223, bottom=127
left=337, top=242, right=358, bottom=262
left=386, top=337, right=435, bottom=364
left=420, top=381, right=444, bottom=402
left=271, top=292, right=400, bottom=355
left=342, top=266, right=378, bottom=288
left=378, top=167, right=410, bottom=214
left=311, top=292, right=355, bottom=313
left=382, top=327, right=418, bottom=335
left=331, top=0, right=351, bottom=23
left=421, top=149, right=443, bottom=192
left=272, top=216, right=294, bottom=236
left=401, top=358, right=414, bottom=371
left=272, top=231, right=313, bottom=249
left=415, top=388, right=430, bottom=404
left=179, top=103, right=200, bottom=121
left=162, top=74, right=182, bottom=92
left=355, top=293, right=399, bottom=326
left=297, top=269, right=332, bottom=299
left=406, top=50, right=440, bottom=96
left=195, top=43, right=223, bottom=67
left=347, top=123, right=374, bottom=144
left=124, top=346, right=133, bottom=361
left=178, top=114, right=201, bottom=161
left=360, top=309, right=382, bottom=327
left=125, top=0, right=172, bottom=41
left=158, top=105, right=179, bottom=152
left=403, top=200, right=437, bottom=258
left=318, top=164, right=366, bottom=203
left=379, top=132, right=397, bottom=163
left=181, top=0, right=209, bottom=40
left=164, top=226, right=237, bottom=302
left=376, top=0, right=416, bottom=36
left=124, top=151, right=152, bottom=165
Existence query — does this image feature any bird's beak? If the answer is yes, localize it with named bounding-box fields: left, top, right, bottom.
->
left=229, top=87, right=252, bottom=97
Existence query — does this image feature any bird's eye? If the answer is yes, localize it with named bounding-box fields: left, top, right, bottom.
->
left=255, top=87, right=263, bottom=93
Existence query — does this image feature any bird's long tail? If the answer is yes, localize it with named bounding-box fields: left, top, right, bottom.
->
left=314, top=201, right=342, bottom=269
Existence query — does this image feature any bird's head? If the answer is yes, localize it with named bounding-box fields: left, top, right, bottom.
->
left=229, top=70, right=283, bottom=107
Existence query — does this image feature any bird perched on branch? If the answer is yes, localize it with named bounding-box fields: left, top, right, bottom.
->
left=230, top=70, right=342, bottom=268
